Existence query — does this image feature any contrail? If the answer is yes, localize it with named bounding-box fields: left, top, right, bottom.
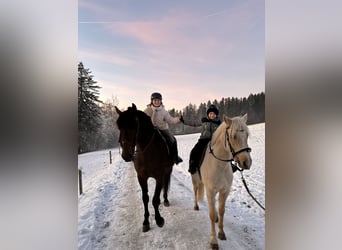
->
left=79, top=21, right=118, bottom=24
left=205, top=10, right=227, bottom=18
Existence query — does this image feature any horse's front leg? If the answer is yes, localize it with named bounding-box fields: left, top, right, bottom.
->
left=138, top=177, right=150, bottom=232
left=192, top=175, right=199, bottom=210
left=206, top=189, right=219, bottom=249
left=217, top=191, right=229, bottom=240
left=153, top=180, right=165, bottom=227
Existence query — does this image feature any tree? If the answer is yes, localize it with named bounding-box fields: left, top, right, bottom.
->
left=96, top=99, right=120, bottom=149
left=78, top=62, right=103, bottom=153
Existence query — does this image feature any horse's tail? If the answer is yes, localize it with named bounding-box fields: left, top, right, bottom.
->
left=197, top=182, right=204, bottom=202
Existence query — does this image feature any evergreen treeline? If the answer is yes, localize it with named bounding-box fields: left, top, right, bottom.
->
left=78, top=62, right=265, bottom=153
left=169, top=93, right=265, bottom=135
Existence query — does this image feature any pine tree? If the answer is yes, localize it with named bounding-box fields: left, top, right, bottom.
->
left=78, top=62, right=103, bottom=153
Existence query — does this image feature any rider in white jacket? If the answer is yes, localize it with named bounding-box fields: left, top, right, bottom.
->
left=144, top=92, right=183, bottom=164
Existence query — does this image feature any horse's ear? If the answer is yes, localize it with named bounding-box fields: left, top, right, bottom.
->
left=223, top=115, right=232, bottom=127
left=241, top=113, right=248, bottom=123
left=132, top=103, right=137, bottom=111
left=115, top=106, right=122, bottom=114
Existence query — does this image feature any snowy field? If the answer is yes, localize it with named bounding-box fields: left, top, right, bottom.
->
left=78, top=123, right=265, bottom=250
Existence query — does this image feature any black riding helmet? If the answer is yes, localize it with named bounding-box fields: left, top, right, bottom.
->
left=151, top=92, right=162, bottom=101
left=206, top=105, right=219, bottom=116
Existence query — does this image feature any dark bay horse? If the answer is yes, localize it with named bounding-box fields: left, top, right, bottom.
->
left=115, top=103, right=174, bottom=232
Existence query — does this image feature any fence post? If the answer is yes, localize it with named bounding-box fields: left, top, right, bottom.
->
left=109, top=150, right=112, bottom=164
left=79, top=169, right=83, bottom=195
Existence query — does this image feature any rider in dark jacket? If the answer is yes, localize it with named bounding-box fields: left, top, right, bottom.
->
left=181, top=105, right=221, bottom=174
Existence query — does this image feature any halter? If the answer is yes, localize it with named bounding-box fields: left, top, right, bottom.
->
left=209, top=127, right=251, bottom=162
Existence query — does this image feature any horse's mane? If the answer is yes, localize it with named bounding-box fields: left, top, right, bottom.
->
left=135, top=110, right=155, bottom=131
left=211, top=115, right=250, bottom=145
left=211, top=121, right=227, bottom=145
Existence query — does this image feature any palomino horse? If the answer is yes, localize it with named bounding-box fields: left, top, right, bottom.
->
left=115, top=104, right=174, bottom=232
left=191, top=114, right=252, bottom=249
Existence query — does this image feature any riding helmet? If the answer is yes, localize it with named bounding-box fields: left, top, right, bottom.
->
left=151, top=92, right=162, bottom=100
left=206, top=105, right=219, bottom=115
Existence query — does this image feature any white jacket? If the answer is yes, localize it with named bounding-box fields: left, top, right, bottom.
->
left=144, top=104, right=180, bottom=130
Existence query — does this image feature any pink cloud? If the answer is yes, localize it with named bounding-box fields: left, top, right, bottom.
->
left=107, top=15, right=187, bottom=46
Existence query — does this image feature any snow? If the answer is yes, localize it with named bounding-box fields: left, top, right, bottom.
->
left=78, top=123, right=265, bottom=250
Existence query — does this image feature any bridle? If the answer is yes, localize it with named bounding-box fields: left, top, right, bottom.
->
left=209, top=127, right=265, bottom=211
left=208, top=127, right=251, bottom=162
left=118, top=128, right=136, bottom=156
left=118, top=124, right=157, bottom=156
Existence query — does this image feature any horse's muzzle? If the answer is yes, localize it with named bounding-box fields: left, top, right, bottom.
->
left=240, top=158, right=252, bottom=170
left=122, top=154, right=133, bottom=162
left=236, top=155, right=252, bottom=170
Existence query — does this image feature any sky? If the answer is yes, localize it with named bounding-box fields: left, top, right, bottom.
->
left=79, top=0, right=264, bottom=111
left=78, top=123, right=265, bottom=249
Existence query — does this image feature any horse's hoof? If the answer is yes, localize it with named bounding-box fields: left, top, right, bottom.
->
left=164, top=200, right=170, bottom=207
left=194, top=205, right=199, bottom=210
left=218, top=232, right=226, bottom=240
left=210, top=243, right=219, bottom=249
left=142, top=224, right=150, bottom=232
left=156, top=217, right=165, bottom=227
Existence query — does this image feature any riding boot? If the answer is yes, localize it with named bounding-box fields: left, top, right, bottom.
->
left=173, top=140, right=183, bottom=165
left=188, top=159, right=197, bottom=174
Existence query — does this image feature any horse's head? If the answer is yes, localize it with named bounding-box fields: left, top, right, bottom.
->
left=224, top=114, right=252, bottom=170
left=115, top=103, right=138, bottom=162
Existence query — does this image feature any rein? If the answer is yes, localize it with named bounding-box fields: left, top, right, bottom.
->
left=208, top=143, right=234, bottom=162
left=209, top=127, right=264, bottom=211
left=235, top=164, right=266, bottom=211
left=138, top=130, right=156, bottom=154
left=126, top=116, right=156, bottom=155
